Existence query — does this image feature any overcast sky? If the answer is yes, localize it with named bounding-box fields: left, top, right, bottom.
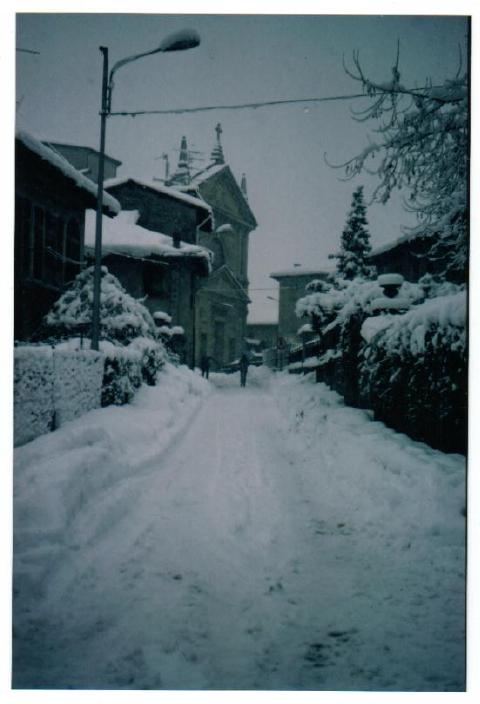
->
left=16, top=13, right=469, bottom=322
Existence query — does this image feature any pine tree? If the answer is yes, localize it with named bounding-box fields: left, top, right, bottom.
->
left=336, top=186, right=372, bottom=280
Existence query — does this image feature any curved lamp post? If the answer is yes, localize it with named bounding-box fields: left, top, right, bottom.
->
left=91, top=30, right=201, bottom=350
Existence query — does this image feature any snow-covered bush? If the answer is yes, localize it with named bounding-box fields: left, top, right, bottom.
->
left=128, top=337, right=167, bottom=386
left=42, top=267, right=169, bottom=406
left=43, top=265, right=158, bottom=344
left=360, top=292, right=467, bottom=453
left=101, top=343, right=142, bottom=407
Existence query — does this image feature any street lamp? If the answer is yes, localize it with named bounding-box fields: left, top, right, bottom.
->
left=91, top=29, right=201, bottom=350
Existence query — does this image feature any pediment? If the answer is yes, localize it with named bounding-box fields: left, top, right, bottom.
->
left=198, top=265, right=249, bottom=301
left=197, top=166, right=257, bottom=230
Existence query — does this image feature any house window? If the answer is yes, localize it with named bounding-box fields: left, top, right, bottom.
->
left=65, top=217, right=81, bottom=283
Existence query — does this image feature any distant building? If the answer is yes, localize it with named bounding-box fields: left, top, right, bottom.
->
left=83, top=210, right=212, bottom=367
left=167, top=124, right=257, bottom=369
left=270, top=268, right=332, bottom=345
left=103, top=177, right=214, bottom=367
left=15, top=131, right=120, bottom=341
left=367, top=232, right=459, bottom=282
left=246, top=322, right=279, bottom=351
left=104, top=177, right=213, bottom=243
left=41, top=142, right=122, bottom=183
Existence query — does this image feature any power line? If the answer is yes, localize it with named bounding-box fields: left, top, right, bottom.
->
left=109, top=93, right=377, bottom=116
left=109, top=86, right=444, bottom=117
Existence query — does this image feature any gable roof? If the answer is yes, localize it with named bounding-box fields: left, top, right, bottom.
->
left=104, top=176, right=213, bottom=216
left=16, top=131, right=120, bottom=216
left=198, top=264, right=250, bottom=302
left=179, top=164, right=257, bottom=230
left=84, top=210, right=212, bottom=273
left=42, top=141, right=122, bottom=166
left=368, top=231, right=434, bottom=258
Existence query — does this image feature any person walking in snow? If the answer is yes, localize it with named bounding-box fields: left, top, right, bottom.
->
left=239, top=352, right=250, bottom=387
left=201, top=355, right=211, bottom=379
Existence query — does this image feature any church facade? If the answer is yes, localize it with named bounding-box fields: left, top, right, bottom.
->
left=167, top=125, right=257, bottom=369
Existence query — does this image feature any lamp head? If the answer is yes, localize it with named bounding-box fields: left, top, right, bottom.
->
left=160, top=29, right=201, bottom=52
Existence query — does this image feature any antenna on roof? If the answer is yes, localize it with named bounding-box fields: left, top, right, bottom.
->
left=153, top=153, right=170, bottom=183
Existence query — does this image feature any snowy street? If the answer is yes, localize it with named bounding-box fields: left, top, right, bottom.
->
left=12, top=367, right=466, bottom=691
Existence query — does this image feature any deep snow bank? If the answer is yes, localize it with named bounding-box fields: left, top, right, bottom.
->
left=13, top=364, right=210, bottom=591
left=271, top=371, right=466, bottom=527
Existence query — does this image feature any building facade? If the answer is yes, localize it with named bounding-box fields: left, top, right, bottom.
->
left=270, top=268, right=332, bottom=346
left=167, top=125, right=257, bottom=369
left=83, top=210, right=211, bottom=367
left=15, top=132, right=119, bottom=341
left=245, top=322, right=279, bottom=351
left=367, top=233, right=458, bottom=282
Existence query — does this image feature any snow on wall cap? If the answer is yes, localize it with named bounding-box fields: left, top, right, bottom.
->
left=377, top=273, right=404, bottom=286
left=16, top=130, right=121, bottom=215
left=371, top=297, right=410, bottom=311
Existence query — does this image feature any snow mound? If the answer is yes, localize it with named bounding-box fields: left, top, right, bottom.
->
left=14, top=363, right=211, bottom=562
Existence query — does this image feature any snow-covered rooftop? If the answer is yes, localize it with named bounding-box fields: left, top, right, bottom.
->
left=104, top=176, right=212, bottom=215
left=176, top=163, right=227, bottom=191
left=84, top=210, right=213, bottom=270
left=16, top=131, right=121, bottom=216
left=270, top=267, right=334, bottom=279
left=369, top=231, right=432, bottom=257
left=41, top=140, right=122, bottom=166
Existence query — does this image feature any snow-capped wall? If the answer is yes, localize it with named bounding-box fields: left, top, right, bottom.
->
left=14, top=347, right=55, bottom=447
left=14, top=346, right=104, bottom=447
left=52, top=349, right=105, bottom=427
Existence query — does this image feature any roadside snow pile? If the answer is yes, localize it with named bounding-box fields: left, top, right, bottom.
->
left=13, top=362, right=210, bottom=588
left=272, top=370, right=465, bottom=568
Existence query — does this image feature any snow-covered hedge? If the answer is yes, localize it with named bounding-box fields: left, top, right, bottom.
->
left=360, top=292, right=467, bottom=453
left=294, top=275, right=467, bottom=452
left=14, top=346, right=104, bottom=446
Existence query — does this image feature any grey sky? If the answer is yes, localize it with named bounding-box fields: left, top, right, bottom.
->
left=16, top=13, right=469, bottom=322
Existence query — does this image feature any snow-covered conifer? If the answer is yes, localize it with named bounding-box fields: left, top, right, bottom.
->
left=335, top=186, right=373, bottom=280
left=43, top=265, right=158, bottom=344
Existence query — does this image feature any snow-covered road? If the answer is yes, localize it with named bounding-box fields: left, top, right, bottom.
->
left=12, top=368, right=466, bottom=691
